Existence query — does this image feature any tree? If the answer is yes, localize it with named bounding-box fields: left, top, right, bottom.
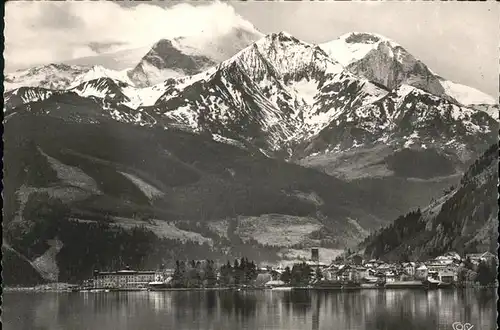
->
left=173, top=260, right=187, bottom=287
left=280, top=266, right=292, bottom=284
left=464, top=257, right=474, bottom=270
left=6, top=192, right=71, bottom=259
left=233, top=259, right=243, bottom=285
left=220, top=261, right=233, bottom=286
left=475, top=260, right=495, bottom=286
left=456, top=267, right=468, bottom=286
left=315, top=267, right=323, bottom=282
left=204, top=260, right=217, bottom=287
left=290, top=262, right=312, bottom=286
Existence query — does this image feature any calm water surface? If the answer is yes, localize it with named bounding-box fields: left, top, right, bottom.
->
left=3, top=289, right=497, bottom=330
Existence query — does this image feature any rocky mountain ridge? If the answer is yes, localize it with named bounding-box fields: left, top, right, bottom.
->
left=5, top=32, right=497, bottom=163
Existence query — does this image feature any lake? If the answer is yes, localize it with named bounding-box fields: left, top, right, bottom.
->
left=3, top=289, right=497, bottom=330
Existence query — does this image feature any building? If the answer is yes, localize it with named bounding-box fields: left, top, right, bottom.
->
left=436, top=269, right=456, bottom=283
left=426, top=261, right=458, bottom=274
left=415, top=264, right=428, bottom=280
left=364, top=259, right=384, bottom=268
left=305, top=260, right=329, bottom=268
left=255, top=273, right=272, bottom=287
left=93, top=269, right=157, bottom=289
left=385, top=271, right=397, bottom=283
left=322, top=264, right=341, bottom=281
left=311, top=248, right=319, bottom=262
left=439, top=251, right=461, bottom=262
left=402, top=262, right=416, bottom=276
left=466, top=252, right=498, bottom=265
left=270, top=269, right=284, bottom=280
left=354, top=266, right=368, bottom=279
left=334, top=265, right=360, bottom=282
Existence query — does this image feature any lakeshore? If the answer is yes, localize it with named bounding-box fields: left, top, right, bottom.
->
left=5, top=282, right=497, bottom=293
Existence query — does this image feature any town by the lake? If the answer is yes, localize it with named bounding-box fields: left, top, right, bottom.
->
left=10, top=249, right=497, bottom=293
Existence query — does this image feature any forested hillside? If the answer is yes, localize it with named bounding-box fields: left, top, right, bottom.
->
left=360, top=143, right=498, bottom=261
left=3, top=113, right=388, bottom=284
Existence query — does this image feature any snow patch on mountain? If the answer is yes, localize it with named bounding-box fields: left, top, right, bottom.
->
left=118, top=171, right=164, bottom=200
left=467, top=104, right=499, bottom=122
left=5, top=31, right=497, bottom=164
left=4, top=64, right=89, bottom=91
left=321, top=32, right=445, bottom=96
left=70, top=65, right=134, bottom=88
left=5, top=87, right=56, bottom=108
left=290, top=78, right=319, bottom=106
left=163, top=105, right=200, bottom=130
left=439, top=79, right=497, bottom=105
left=320, top=32, right=399, bottom=67
left=212, top=134, right=247, bottom=149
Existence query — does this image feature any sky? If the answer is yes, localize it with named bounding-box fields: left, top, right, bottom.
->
left=4, top=0, right=499, bottom=96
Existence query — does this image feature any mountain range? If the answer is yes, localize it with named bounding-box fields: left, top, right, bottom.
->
left=3, top=28, right=498, bottom=284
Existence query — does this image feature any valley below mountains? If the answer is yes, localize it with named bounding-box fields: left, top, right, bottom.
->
left=3, top=30, right=498, bottom=285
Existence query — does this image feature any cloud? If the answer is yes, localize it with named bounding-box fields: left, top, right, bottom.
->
left=4, top=0, right=258, bottom=71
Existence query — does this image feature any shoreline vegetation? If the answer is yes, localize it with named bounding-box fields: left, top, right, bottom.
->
left=5, top=282, right=498, bottom=293
left=5, top=254, right=498, bottom=293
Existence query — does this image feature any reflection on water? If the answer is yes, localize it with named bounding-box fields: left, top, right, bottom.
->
left=3, top=289, right=497, bottom=330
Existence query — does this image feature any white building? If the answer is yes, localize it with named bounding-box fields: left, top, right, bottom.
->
left=415, top=264, right=428, bottom=280
left=93, top=269, right=157, bottom=289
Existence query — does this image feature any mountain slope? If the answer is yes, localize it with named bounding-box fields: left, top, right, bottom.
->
left=4, top=112, right=409, bottom=282
left=127, top=39, right=217, bottom=87
left=358, top=143, right=498, bottom=261
left=128, top=27, right=263, bottom=87
left=321, top=32, right=445, bottom=96
left=2, top=245, right=48, bottom=286
left=4, top=113, right=385, bottom=233
left=4, top=30, right=497, bottom=246
left=4, top=64, right=90, bottom=92
left=295, top=84, right=497, bottom=163
left=439, top=78, right=497, bottom=106
left=4, top=87, right=60, bottom=109
left=146, top=32, right=391, bottom=154
left=7, top=32, right=495, bottom=160
left=4, top=64, right=135, bottom=93
left=321, top=32, right=497, bottom=107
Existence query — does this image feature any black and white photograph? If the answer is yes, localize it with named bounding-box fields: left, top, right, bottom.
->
left=2, top=1, right=498, bottom=329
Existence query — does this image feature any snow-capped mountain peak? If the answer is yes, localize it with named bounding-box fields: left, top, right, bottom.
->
left=4, top=63, right=90, bottom=91
left=69, top=65, right=134, bottom=88
left=127, top=26, right=263, bottom=87
left=236, top=32, right=343, bottom=79
left=5, top=30, right=497, bottom=161
left=321, top=32, right=445, bottom=96
left=320, top=32, right=400, bottom=67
